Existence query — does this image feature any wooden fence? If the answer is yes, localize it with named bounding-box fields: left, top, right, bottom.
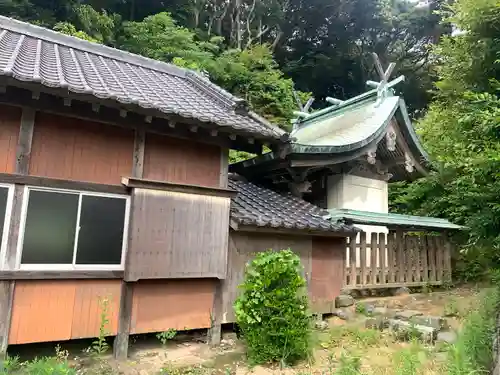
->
left=344, top=231, right=452, bottom=290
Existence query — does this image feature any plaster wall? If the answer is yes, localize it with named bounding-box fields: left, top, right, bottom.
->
left=327, top=174, right=388, bottom=267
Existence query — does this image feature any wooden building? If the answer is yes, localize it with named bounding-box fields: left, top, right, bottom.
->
left=0, top=17, right=460, bottom=358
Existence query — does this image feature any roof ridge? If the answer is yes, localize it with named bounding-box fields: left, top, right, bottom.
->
left=0, top=15, right=188, bottom=78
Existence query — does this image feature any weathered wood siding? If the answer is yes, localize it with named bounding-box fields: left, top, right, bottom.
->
left=130, top=279, right=215, bottom=334
left=310, top=237, right=345, bottom=312
left=9, top=280, right=121, bottom=344
left=125, top=188, right=230, bottom=281
left=222, top=232, right=312, bottom=323
left=143, top=133, right=221, bottom=187
left=29, top=113, right=135, bottom=185
left=0, top=104, right=21, bottom=173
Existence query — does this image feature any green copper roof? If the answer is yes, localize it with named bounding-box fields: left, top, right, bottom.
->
left=291, top=95, right=400, bottom=154
left=327, top=209, right=463, bottom=231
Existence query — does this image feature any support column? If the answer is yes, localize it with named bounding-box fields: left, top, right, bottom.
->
left=0, top=108, right=36, bottom=359
left=113, top=128, right=145, bottom=360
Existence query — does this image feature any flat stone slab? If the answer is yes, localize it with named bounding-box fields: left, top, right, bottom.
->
left=394, top=310, right=424, bottom=321
left=436, top=330, right=458, bottom=344
left=411, top=316, right=448, bottom=331
left=335, top=295, right=355, bottom=308
left=333, top=308, right=354, bottom=321
left=389, top=319, right=437, bottom=343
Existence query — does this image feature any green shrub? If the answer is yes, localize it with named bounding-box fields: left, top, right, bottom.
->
left=23, top=357, right=76, bottom=375
left=234, top=249, right=312, bottom=365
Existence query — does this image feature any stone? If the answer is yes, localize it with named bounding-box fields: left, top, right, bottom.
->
left=389, top=319, right=437, bottom=343
left=436, top=331, right=458, bottom=344
left=365, top=316, right=389, bottom=331
left=411, top=316, right=448, bottom=331
left=394, top=287, right=411, bottom=296
left=365, top=304, right=375, bottom=315
left=394, top=310, right=424, bottom=321
left=333, top=308, right=354, bottom=321
left=315, top=320, right=329, bottom=330
left=371, top=307, right=388, bottom=316
left=335, top=294, right=355, bottom=308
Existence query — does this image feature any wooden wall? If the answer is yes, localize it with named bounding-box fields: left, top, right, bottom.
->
left=222, top=232, right=313, bottom=323
left=9, top=280, right=121, bottom=345
left=143, top=133, right=221, bottom=187
left=130, top=279, right=215, bottom=334
left=0, top=104, right=21, bottom=174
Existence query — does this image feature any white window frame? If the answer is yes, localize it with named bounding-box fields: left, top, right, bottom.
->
left=16, top=186, right=130, bottom=271
left=0, top=183, right=15, bottom=269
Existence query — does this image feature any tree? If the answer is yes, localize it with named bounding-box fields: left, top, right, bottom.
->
left=390, top=0, right=500, bottom=281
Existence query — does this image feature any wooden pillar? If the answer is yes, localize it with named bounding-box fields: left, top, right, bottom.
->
left=208, top=147, right=229, bottom=345
left=114, top=128, right=145, bottom=360
left=0, top=108, right=36, bottom=359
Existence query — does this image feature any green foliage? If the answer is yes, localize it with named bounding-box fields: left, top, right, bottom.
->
left=335, top=352, right=362, bottom=375
left=234, top=249, right=312, bottom=365
left=444, top=288, right=499, bottom=374
left=53, top=22, right=99, bottom=42
left=328, top=326, right=383, bottom=349
left=22, top=357, right=76, bottom=375
left=393, top=341, right=422, bottom=375
left=156, top=328, right=177, bottom=345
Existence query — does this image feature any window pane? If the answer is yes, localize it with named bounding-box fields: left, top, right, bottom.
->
left=76, top=195, right=126, bottom=265
left=0, top=187, right=8, bottom=247
left=21, top=191, right=78, bottom=264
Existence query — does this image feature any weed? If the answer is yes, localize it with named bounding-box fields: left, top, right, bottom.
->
left=421, top=283, right=433, bottom=294
left=329, top=326, right=383, bottom=349
left=89, top=296, right=110, bottom=356
left=444, top=298, right=460, bottom=318
left=0, top=355, right=21, bottom=374
left=355, top=304, right=367, bottom=315
left=23, top=357, right=76, bottom=375
left=156, top=328, right=177, bottom=345
left=335, top=352, right=363, bottom=375
left=393, top=341, right=422, bottom=375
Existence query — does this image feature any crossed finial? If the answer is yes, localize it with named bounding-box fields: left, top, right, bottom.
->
left=291, top=91, right=315, bottom=131
left=368, top=53, right=405, bottom=106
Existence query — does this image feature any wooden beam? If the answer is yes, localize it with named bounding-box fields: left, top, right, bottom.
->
left=15, top=108, right=36, bottom=175
left=219, top=148, right=229, bottom=189
left=234, top=224, right=355, bottom=238
left=113, top=281, right=133, bottom=360
left=132, top=129, right=145, bottom=179
left=121, top=177, right=237, bottom=198
left=208, top=280, right=223, bottom=346
left=0, top=270, right=124, bottom=280
left=0, top=173, right=127, bottom=195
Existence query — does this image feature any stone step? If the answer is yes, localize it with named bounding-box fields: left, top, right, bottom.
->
left=410, top=315, right=448, bottom=331
left=388, top=319, right=437, bottom=343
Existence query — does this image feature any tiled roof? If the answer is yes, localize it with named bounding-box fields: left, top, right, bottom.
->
left=0, top=16, right=285, bottom=141
left=229, top=176, right=356, bottom=234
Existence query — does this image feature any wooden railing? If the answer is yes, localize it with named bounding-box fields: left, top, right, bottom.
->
left=344, top=231, right=452, bottom=290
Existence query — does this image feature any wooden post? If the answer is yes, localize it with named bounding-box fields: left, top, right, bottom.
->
left=370, top=233, right=377, bottom=285
left=0, top=108, right=36, bottom=359
left=349, top=234, right=357, bottom=288
left=379, top=233, right=386, bottom=285
left=359, top=232, right=367, bottom=286
left=114, top=128, right=145, bottom=360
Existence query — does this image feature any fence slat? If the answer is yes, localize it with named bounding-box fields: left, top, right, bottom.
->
left=428, top=237, right=437, bottom=282
left=349, top=235, right=357, bottom=287
left=371, top=232, right=378, bottom=285
left=360, top=232, right=367, bottom=286
left=436, top=236, right=444, bottom=282
left=405, top=236, right=413, bottom=283
left=444, top=235, right=452, bottom=282
left=387, top=232, right=395, bottom=283
left=396, top=231, right=405, bottom=283
left=379, top=233, right=387, bottom=285
left=421, top=237, right=428, bottom=283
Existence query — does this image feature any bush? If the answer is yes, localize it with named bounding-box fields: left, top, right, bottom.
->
left=234, top=249, right=312, bottom=365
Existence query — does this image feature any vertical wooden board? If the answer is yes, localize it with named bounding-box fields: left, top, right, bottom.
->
left=436, top=236, right=444, bottom=282
left=359, top=232, right=367, bottom=286
left=219, top=148, right=229, bottom=189
left=405, top=236, right=414, bottom=283
left=427, top=237, right=437, bottom=282
left=143, top=133, right=221, bottom=188
left=349, top=235, right=357, bottom=287
left=444, top=236, right=452, bottom=281
left=370, top=233, right=377, bottom=285
left=0, top=104, right=21, bottom=173
left=9, top=281, right=75, bottom=345
left=387, top=232, right=395, bottom=283
left=396, top=231, right=405, bottom=283
left=379, top=233, right=386, bottom=285
left=29, top=113, right=134, bottom=185
left=0, top=281, right=14, bottom=356
left=132, top=129, right=145, bottom=179
left=15, top=109, right=36, bottom=175
left=421, top=237, right=429, bottom=282
left=222, top=232, right=312, bottom=323
left=71, top=280, right=121, bottom=339
left=130, top=279, right=216, bottom=334
left=310, top=237, right=345, bottom=312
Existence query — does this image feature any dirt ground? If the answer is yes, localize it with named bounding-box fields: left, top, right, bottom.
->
left=8, top=286, right=482, bottom=375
